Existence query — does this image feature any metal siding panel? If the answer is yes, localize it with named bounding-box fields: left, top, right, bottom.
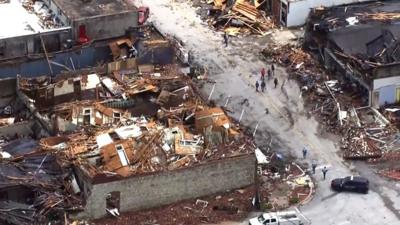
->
left=378, top=85, right=396, bottom=106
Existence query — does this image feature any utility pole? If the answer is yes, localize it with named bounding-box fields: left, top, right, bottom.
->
left=39, top=33, right=54, bottom=76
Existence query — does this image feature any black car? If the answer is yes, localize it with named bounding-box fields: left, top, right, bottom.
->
left=331, top=176, right=369, bottom=194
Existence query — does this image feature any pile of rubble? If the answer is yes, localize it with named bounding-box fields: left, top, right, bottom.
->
left=16, top=70, right=254, bottom=177
left=199, top=0, right=274, bottom=35
left=0, top=25, right=260, bottom=224
left=262, top=44, right=400, bottom=160
left=312, top=82, right=398, bottom=160
left=22, top=0, right=62, bottom=29
left=0, top=139, right=83, bottom=225
left=262, top=44, right=325, bottom=75
left=378, top=169, right=400, bottom=181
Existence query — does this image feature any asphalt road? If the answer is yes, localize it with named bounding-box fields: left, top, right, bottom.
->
left=135, top=1, right=400, bottom=224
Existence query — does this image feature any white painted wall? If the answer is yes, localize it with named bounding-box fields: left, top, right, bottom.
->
left=53, top=73, right=99, bottom=96
left=373, top=76, right=400, bottom=90
left=372, top=76, right=400, bottom=107
left=54, top=80, right=74, bottom=96
left=57, top=117, right=77, bottom=132
left=84, top=74, right=101, bottom=90
left=286, top=0, right=370, bottom=27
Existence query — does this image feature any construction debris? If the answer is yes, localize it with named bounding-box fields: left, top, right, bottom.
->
left=22, top=0, right=63, bottom=29
left=261, top=43, right=325, bottom=78
left=378, top=169, right=400, bottom=181
left=261, top=41, right=400, bottom=160
left=0, top=24, right=261, bottom=224
left=196, top=0, right=275, bottom=35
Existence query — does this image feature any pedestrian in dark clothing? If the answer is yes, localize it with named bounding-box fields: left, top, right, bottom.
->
left=255, top=80, right=259, bottom=92
left=261, top=68, right=265, bottom=80
left=311, top=160, right=317, bottom=174
left=274, top=78, right=278, bottom=88
left=267, top=69, right=272, bottom=80
left=302, top=147, right=308, bottom=159
left=271, top=64, right=275, bottom=76
left=223, top=33, right=228, bottom=47
left=261, top=80, right=266, bottom=92
left=322, top=166, right=328, bottom=180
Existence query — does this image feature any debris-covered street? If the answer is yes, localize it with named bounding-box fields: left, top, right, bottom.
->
left=134, top=0, right=400, bottom=224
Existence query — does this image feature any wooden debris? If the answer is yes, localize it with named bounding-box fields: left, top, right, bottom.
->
left=205, top=0, right=274, bottom=35
left=355, top=12, right=400, bottom=22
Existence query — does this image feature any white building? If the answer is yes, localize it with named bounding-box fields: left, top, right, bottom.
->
left=269, top=0, right=371, bottom=27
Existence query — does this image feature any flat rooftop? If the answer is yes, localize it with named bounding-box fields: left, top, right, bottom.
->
left=52, top=0, right=137, bottom=19
left=0, top=0, right=64, bottom=39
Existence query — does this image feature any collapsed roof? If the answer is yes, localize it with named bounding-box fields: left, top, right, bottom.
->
left=306, top=0, right=400, bottom=80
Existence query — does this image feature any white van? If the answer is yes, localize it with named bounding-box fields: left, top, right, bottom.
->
left=249, top=211, right=304, bottom=225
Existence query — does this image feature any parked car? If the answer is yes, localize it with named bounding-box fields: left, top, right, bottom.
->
left=249, top=211, right=304, bottom=225
left=331, top=176, right=369, bottom=194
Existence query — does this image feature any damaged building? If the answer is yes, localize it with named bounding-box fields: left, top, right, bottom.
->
left=0, top=0, right=149, bottom=77
left=0, top=25, right=257, bottom=224
left=305, top=0, right=400, bottom=108
left=264, top=0, right=370, bottom=27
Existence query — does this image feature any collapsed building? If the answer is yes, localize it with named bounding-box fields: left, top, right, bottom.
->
left=305, top=0, right=400, bottom=108
left=269, top=1, right=400, bottom=160
left=0, top=22, right=257, bottom=224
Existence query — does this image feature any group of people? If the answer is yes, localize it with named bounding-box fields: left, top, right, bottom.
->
left=302, top=147, right=329, bottom=180
left=255, top=65, right=278, bottom=92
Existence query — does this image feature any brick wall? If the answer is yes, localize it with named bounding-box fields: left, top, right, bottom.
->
left=74, top=154, right=256, bottom=219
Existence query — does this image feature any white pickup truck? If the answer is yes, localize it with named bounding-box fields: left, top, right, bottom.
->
left=249, top=211, right=304, bottom=225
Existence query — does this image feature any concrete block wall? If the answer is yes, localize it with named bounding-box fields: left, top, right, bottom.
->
left=76, top=154, right=256, bottom=219
left=0, top=120, right=35, bottom=137
left=0, top=28, right=71, bottom=61
left=73, top=11, right=138, bottom=41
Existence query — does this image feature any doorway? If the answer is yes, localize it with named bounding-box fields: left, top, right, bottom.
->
left=73, top=79, right=81, bottom=100
left=106, top=191, right=120, bottom=217
left=83, top=109, right=91, bottom=125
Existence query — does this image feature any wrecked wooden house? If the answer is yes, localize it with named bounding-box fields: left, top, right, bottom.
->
left=0, top=13, right=259, bottom=222
left=305, top=1, right=400, bottom=108
left=0, top=50, right=257, bottom=223
left=195, top=107, right=239, bottom=146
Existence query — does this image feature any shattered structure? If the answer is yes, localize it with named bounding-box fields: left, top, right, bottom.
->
left=305, top=1, right=400, bottom=108
left=0, top=23, right=257, bottom=224
left=261, top=1, right=400, bottom=160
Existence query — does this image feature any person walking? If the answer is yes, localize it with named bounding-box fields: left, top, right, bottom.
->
left=267, top=69, right=272, bottom=80
left=261, top=80, right=266, bottom=92
left=261, top=68, right=265, bottom=80
left=302, top=147, right=308, bottom=159
left=255, top=80, right=259, bottom=92
left=274, top=78, right=278, bottom=88
left=223, top=32, right=229, bottom=47
left=311, top=160, right=317, bottom=174
left=271, top=63, right=275, bottom=76
left=322, top=166, right=328, bottom=180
